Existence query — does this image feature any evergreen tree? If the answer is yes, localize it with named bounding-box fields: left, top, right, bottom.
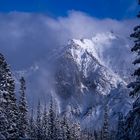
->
left=42, top=103, right=48, bottom=140
left=102, top=105, right=109, bottom=140
left=71, top=122, right=81, bottom=140
left=55, top=116, right=63, bottom=140
left=116, top=112, right=125, bottom=140
left=94, top=130, right=98, bottom=140
left=81, top=128, right=95, bottom=140
left=96, top=130, right=103, bottom=140
left=36, top=100, right=42, bottom=140
left=0, top=105, right=8, bottom=139
left=60, top=114, right=71, bottom=140
left=0, top=53, right=18, bottom=139
left=0, top=62, right=8, bottom=139
left=29, top=108, right=36, bottom=139
left=80, top=130, right=86, bottom=140
left=110, top=130, right=116, bottom=140
left=127, top=1, right=140, bottom=140
left=47, top=97, right=58, bottom=140
left=128, top=0, right=140, bottom=97
left=18, top=77, right=28, bottom=138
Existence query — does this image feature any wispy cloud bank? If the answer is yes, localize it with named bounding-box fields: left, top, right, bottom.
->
left=0, top=11, right=138, bottom=104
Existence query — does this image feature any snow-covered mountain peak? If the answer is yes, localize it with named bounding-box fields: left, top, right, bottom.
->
left=68, top=32, right=117, bottom=67
left=55, top=35, right=127, bottom=98
left=54, top=34, right=132, bottom=129
left=65, top=30, right=134, bottom=84
left=68, top=39, right=100, bottom=65
left=71, top=38, right=100, bottom=61
left=67, top=36, right=126, bottom=86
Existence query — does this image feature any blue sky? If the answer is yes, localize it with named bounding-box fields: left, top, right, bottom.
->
left=0, top=0, right=139, bottom=19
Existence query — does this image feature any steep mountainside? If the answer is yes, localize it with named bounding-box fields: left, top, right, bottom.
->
left=54, top=33, right=132, bottom=129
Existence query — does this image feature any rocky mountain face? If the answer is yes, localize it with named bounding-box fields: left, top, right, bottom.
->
left=54, top=32, right=133, bottom=130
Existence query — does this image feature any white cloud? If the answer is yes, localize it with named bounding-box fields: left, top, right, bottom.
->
left=0, top=11, right=138, bottom=104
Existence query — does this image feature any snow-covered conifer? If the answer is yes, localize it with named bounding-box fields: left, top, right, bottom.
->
left=36, top=100, right=42, bottom=139
left=116, top=112, right=125, bottom=140
left=18, top=77, right=28, bottom=138
left=102, top=105, right=109, bottom=140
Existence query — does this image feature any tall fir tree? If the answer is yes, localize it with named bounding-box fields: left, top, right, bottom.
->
left=60, top=114, right=71, bottom=140
left=127, top=0, right=140, bottom=140
left=36, top=100, right=42, bottom=140
left=0, top=100, right=8, bottom=139
left=116, top=112, right=125, bottom=140
left=29, top=108, right=36, bottom=139
left=110, top=130, right=116, bottom=140
left=81, top=128, right=95, bottom=140
left=55, top=116, right=63, bottom=140
left=71, top=122, right=81, bottom=140
left=0, top=54, right=8, bottom=139
left=93, top=130, right=98, bottom=140
left=18, top=77, right=28, bottom=138
left=128, top=0, right=140, bottom=97
left=102, top=105, right=109, bottom=140
left=47, top=97, right=58, bottom=140
left=42, top=103, right=48, bottom=140
left=0, top=53, right=18, bottom=139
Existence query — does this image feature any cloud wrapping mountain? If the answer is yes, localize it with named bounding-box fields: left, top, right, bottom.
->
left=0, top=11, right=137, bottom=105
